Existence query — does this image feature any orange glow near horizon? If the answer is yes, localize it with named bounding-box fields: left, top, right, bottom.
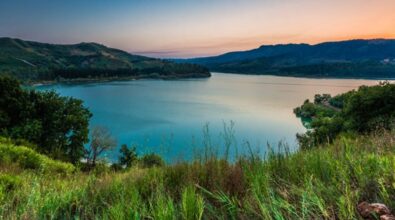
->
left=1, top=0, right=395, bottom=58
left=123, top=0, right=395, bottom=58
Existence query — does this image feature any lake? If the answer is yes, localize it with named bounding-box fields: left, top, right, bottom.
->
left=37, top=73, right=383, bottom=162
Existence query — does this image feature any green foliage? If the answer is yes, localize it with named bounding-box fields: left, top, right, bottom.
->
left=0, top=174, right=21, bottom=192
left=295, top=82, right=395, bottom=148
left=314, top=94, right=331, bottom=104
left=118, top=144, right=138, bottom=168
left=140, top=153, right=165, bottom=168
left=0, top=76, right=91, bottom=163
left=181, top=186, right=204, bottom=220
left=0, top=132, right=394, bottom=219
left=294, top=99, right=337, bottom=119
left=0, top=37, right=210, bottom=82
left=150, top=195, right=175, bottom=220
left=0, top=174, right=21, bottom=203
left=0, top=72, right=394, bottom=218
left=0, top=141, right=75, bottom=174
left=343, top=82, right=395, bottom=132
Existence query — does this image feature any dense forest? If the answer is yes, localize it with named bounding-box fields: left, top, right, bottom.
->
left=0, top=38, right=210, bottom=83
left=180, top=39, right=395, bottom=78
left=0, top=77, right=394, bottom=219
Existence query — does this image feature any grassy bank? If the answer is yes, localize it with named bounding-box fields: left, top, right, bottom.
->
left=0, top=130, right=394, bottom=219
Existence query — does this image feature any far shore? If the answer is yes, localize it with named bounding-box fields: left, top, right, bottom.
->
left=29, top=73, right=211, bottom=86
left=27, top=71, right=395, bottom=87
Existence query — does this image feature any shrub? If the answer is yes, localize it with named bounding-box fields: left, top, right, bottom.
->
left=91, top=162, right=111, bottom=175
left=0, top=142, right=75, bottom=174
left=118, top=144, right=138, bottom=168
left=140, top=153, right=165, bottom=168
left=0, top=174, right=21, bottom=192
left=295, top=82, right=395, bottom=148
left=0, top=174, right=21, bottom=203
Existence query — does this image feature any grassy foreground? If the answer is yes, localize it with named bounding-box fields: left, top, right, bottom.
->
left=1, top=131, right=394, bottom=219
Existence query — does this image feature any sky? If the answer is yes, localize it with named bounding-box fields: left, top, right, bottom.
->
left=0, top=0, right=395, bottom=58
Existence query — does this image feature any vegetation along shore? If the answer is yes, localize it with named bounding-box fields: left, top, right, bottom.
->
left=0, top=76, right=394, bottom=219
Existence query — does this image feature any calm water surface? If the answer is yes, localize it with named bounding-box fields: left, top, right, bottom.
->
left=38, top=73, right=384, bottom=162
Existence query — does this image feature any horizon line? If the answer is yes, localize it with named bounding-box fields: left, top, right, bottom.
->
left=2, top=35, right=395, bottom=59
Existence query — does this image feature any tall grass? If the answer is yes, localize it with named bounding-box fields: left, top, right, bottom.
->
left=0, top=130, right=394, bottom=219
left=0, top=139, right=75, bottom=174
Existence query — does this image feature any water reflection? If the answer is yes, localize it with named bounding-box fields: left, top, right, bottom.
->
left=37, top=73, right=388, bottom=162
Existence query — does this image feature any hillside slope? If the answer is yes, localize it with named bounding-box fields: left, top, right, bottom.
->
left=0, top=38, right=210, bottom=82
left=181, top=39, right=395, bottom=78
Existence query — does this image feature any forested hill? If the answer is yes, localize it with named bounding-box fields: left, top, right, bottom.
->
left=179, top=39, right=395, bottom=78
left=0, top=38, right=210, bottom=82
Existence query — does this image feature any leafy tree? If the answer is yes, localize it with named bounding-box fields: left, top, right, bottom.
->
left=118, top=144, right=138, bottom=168
left=314, top=94, right=331, bottom=104
left=140, top=153, right=164, bottom=168
left=0, top=76, right=91, bottom=163
left=295, top=82, right=395, bottom=149
left=85, top=126, right=116, bottom=167
left=0, top=77, right=29, bottom=132
left=31, top=91, right=91, bottom=162
left=343, top=82, right=395, bottom=132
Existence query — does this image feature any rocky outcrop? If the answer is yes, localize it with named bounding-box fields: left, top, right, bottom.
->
left=358, top=202, right=395, bottom=220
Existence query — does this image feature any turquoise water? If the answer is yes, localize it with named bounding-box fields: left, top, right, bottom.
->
left=37, top=73, right=382, bottom=162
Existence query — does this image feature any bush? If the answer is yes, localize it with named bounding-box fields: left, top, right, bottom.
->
left=91, top=162, right=111, bottom=175
left=140, top=153, right=165, bottom=168
left=0, top=174, right=21, bottom=192
left=118, top=144, right=138, bottom=168
left=295, top=82, right=395, bottom=148
left=0, top=142, right=75, bottom=174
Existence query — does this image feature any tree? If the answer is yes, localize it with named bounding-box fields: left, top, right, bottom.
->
left=118, top=144, right=138, bottom=168
left=85, top=126, right=117, bottom=167
left=295, top=82, right=395, bottom=149
left=343, top=82, right=395, bottom=132
left=140, top=153, right=164, bottom=168
left=314, top=94, right=331, bottom=104
left=0, top=76, right=91, bottom=163
left=32, top=91, right=92, bottom=163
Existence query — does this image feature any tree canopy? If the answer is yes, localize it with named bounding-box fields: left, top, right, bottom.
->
left=294, top=82, right=395, bottom=149
left=0, top=76, right=91, bottom=163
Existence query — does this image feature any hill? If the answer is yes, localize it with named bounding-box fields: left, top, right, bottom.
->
left=0, top=38, right=210, bottom=82
left=180, top=39, right=395, bottom=78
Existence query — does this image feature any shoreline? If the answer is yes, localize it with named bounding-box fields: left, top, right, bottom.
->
left=211, top=71, right=395, bottom=81
left=27, top=71, right=395, bottom=87
left=29, top=73, right=211, bottom=86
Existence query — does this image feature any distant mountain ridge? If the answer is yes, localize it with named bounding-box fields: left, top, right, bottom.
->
left=0, top=38, right=210, bottom=82
left=180, top=39, right=395, bottom=78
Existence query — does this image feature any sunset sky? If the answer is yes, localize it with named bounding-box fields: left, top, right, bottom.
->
left=1, top=0, right=395, bottom=58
